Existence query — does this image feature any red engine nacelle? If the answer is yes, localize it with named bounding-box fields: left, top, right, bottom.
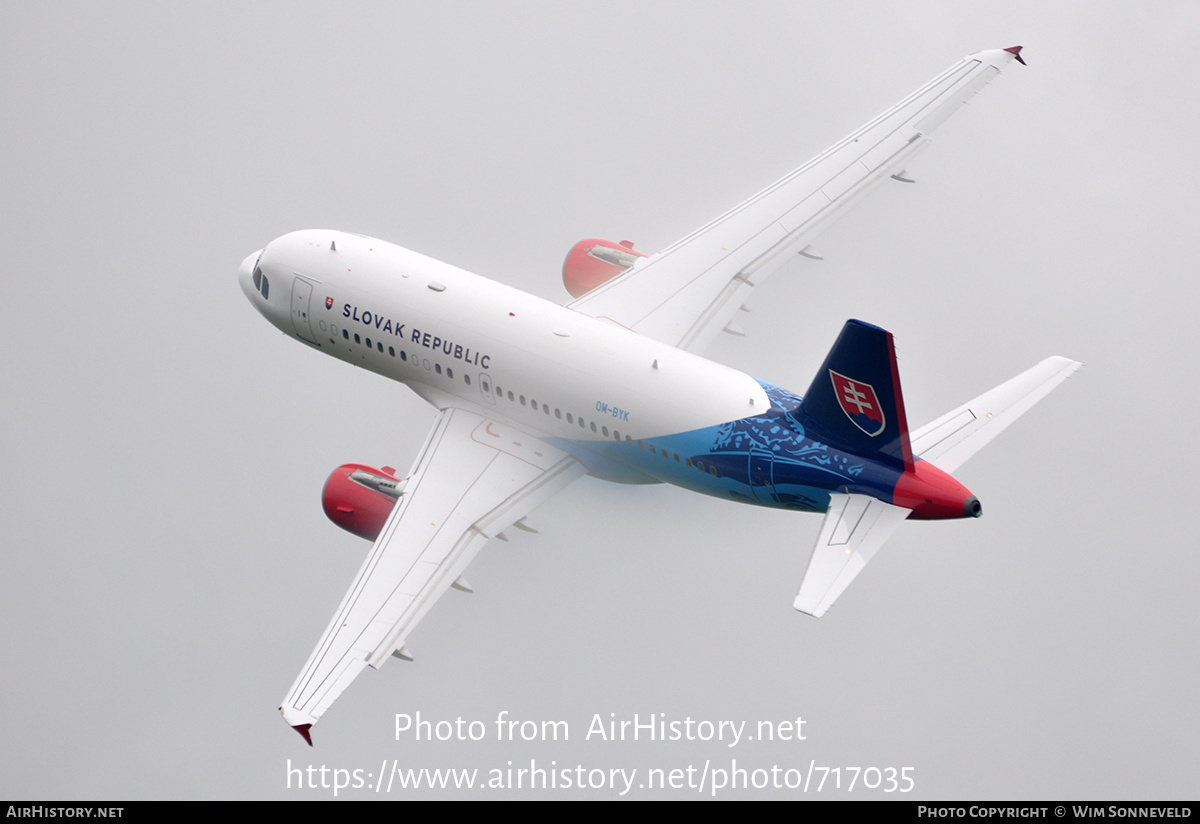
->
left=562, top=237, right=647, bottom=298
left=322, top=463, right=405, bottom=541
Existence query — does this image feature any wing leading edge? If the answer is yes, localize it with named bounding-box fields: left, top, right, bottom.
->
left=280, top=408, right=585, bottom=743
left=568, top=47, right=1025, bottom=354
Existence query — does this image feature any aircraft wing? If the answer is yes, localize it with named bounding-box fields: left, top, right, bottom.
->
left=910, top=356, right=1082, bottom=474
left=279, top=407, right=585, bottom=743
left=794, top=493, right=912, bottom=618
left=567, top=47, right=1025, bottom=354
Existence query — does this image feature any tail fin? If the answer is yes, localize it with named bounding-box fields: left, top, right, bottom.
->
left=798, top=319, right=914, bottom=471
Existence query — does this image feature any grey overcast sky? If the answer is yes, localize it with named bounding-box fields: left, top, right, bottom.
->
left=3, top=1, right=1198, bottom=800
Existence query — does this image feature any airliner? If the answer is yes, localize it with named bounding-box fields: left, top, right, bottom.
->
left=239, top=46, right=1078, bottom=745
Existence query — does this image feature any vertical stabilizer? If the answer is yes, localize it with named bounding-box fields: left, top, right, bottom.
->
left=798, top=320, right=914, bottom=471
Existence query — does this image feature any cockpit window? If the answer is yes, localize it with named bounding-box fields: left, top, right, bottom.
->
left=252, top=266, right=269, bottom=299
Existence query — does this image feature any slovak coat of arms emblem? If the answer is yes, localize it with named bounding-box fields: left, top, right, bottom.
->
left=829, top=370, right=885, bottom=437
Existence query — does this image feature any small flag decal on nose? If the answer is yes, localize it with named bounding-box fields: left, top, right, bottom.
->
left=325, top=296, right=334, bottom=309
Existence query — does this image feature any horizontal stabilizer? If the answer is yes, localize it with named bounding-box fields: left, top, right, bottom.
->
left=909, top=357, right=1081, bottom=474
left=794, top=493, right=911, bottom=617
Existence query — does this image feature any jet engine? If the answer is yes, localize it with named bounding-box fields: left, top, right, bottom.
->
left=322, top=463, right=405, bottom=541
left=562, top=238, right=647, bottom=298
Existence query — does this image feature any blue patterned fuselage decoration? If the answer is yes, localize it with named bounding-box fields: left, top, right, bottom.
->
left=560, top=381, right=905, bottom=513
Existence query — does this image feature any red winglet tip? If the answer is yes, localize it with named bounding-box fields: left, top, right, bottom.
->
left=293, top=723, right=313, bottom=746
left=1003, top=45, right=1027, bottom=66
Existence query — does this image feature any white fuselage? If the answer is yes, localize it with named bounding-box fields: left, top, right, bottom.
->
left=240, top=230, right=770, bottom=482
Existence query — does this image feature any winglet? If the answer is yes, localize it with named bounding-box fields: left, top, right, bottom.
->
left=292, top=723, right=314, bottom=746
left=1003, top=45, right=1027, bottom=66
left=281, top=708, right=314, bottom=745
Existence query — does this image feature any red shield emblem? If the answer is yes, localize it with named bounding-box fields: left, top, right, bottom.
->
left=325, top=296, right=334, bottom=309
left=829, top=370, right=885, bottom=436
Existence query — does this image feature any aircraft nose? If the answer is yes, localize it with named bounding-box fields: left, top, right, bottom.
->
left=238, top=249, right=263, bottom=302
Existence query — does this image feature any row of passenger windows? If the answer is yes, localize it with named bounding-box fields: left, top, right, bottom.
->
left=483, top=381, right=721, bottom=478
left=338, top=327, right=474, bottom=386
left=330, top=323, right=721, bottom=479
